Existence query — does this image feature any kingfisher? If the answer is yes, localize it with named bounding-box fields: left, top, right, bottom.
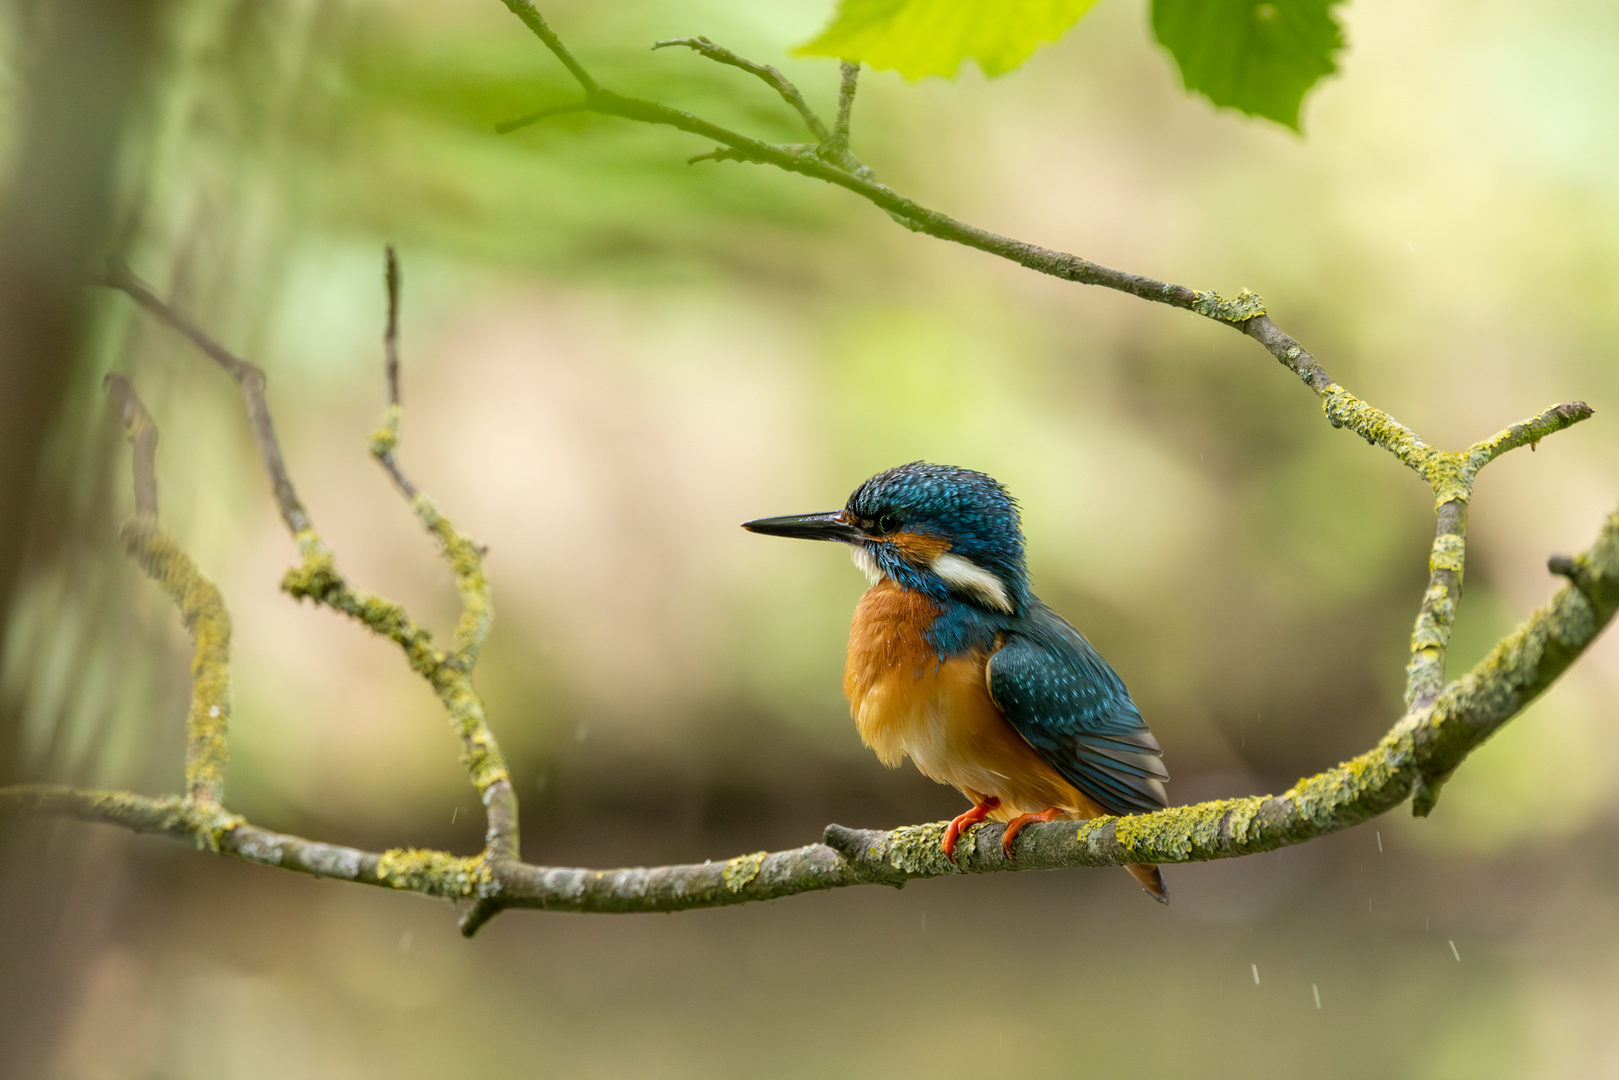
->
left=744, top=462, right=1169, bottom=901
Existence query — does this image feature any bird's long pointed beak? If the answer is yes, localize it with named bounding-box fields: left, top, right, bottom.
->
left=740, top=510, right=861, bottom=542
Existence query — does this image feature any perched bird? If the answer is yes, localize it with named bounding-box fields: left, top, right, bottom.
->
left=743, top=462, right=1170, bottom=901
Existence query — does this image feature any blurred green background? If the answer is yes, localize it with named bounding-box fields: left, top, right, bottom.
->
left=2, top=0, right=1618, bottom=1076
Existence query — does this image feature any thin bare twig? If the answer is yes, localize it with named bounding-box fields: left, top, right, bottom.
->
left=103, top=374, right=157, bottom=518
left=372, top=245, right=416, bottom=498
left=495, top=101, right=589, bottom=135
left=831, top=61, right=858, bottom=153
left=384, top=244, right=402, bottom=409
left=104, top=257, right=311, bottom=535
left=653, top=37, right=832, bottom=144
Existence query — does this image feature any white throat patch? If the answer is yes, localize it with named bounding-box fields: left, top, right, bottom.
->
left=850, top=544, right=886, bottom=585
left=931, top=552, right=1013, bottom=613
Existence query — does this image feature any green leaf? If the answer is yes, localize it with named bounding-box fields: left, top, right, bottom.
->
left=797, top=0, right=1103, bottom=79
left=1151, top=0, right=1346, bottom=131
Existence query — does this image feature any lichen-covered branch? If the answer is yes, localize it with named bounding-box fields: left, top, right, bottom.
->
left=4, top=492, right=1615, bottom=913
left=1394, top=402, right=1593, bottom=709
left=358, top=249, right=516, bottom=885
left=102, top=377, right=231, bottom=808
left=97, top=259, right=518, bottom=927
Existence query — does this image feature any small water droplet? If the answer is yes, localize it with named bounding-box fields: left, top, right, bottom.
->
left=1251, top=963, right=1260, bottom=985
left=450, top=807, right=458, bottom=825
left=398, top=930, right=413, bottom=953
left=1312, top=983, right=1321, bottom=1010
left=1450, top=940, right=1461, bottom=962
left=1376, top=831, right=1383, bottom=853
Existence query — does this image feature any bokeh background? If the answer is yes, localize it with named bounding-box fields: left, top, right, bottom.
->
left=2, top=0, right=1618, bottom=1076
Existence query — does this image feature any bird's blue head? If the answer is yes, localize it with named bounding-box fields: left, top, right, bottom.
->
left=743, top=462, right=1029, bottom=615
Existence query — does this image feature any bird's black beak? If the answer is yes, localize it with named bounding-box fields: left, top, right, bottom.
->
left=741, top=510, right=862, bottom=543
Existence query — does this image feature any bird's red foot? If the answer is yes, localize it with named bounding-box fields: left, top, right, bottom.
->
left=1001, top=807, right=1066, bottom=859
left=941, top=798, right=1001, bottom=863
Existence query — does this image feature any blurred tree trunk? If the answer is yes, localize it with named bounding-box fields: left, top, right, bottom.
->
left=0, top=0, right=163, bottom=1075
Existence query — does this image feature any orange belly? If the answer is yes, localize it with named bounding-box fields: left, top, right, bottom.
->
left=843, top=582, right=1106, bottom=821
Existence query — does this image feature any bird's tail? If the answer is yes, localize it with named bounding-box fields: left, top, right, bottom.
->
left=1127, top=863, right=1168, bottom=904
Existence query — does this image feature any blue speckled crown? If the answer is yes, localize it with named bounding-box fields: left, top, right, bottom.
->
left=847, top=462, right=1029, bottom=610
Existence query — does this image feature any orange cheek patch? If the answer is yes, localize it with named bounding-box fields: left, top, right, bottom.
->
left=888, top=530, right=951, bottom=562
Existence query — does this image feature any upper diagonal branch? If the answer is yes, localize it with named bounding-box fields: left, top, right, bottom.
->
left=490, top=8, right=1606, bottom=745
left=499, top=0, right=597, bottom=93
left=653, top=37, right=832, bottom=145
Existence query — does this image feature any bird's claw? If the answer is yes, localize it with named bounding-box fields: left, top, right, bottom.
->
left=1000, top=807, right=1065, bottom=859
left=940, top=798, right=1000, bottom=863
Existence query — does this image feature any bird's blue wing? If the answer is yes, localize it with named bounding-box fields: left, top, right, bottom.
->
left=987, top=602, right=1168, bottom=816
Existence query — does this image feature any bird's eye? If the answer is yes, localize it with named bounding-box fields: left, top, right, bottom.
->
left=877, top=513, right=898, bottom=533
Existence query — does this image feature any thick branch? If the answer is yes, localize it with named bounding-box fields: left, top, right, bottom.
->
left=5, top=493, right=1614, bottom=911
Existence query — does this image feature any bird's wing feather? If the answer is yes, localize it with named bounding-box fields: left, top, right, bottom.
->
left=986, top=603, right=1168, bottom=816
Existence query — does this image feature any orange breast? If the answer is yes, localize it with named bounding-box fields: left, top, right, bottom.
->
left=843, top=582, right=1103, bottom=819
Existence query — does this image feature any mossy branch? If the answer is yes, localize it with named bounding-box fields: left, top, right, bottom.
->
left=94, top=258, right=517, bottom=927
left=3, top=493, right=1614, bottom=911
left=102, top=376, right=230, bottom=808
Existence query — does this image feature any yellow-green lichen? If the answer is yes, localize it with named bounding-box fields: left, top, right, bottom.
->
left=1111, top=797, right=1263, bottom=863
left=436, top=687, right=510, bottom=791
left=882, top=823, right=954, bottom=874
left=377, top=848, right=491, bottom=898
left=408, top=492, right=493, bottom=664
left=1192, top=288, right=1266, bottom=323
left=369, top=404, right=402, bottom=458
left=1429, top=533, right=1467, bottom=575
left=119, top=517, right=231, bottom=805
left=722, top=851, right=768, bottom=892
